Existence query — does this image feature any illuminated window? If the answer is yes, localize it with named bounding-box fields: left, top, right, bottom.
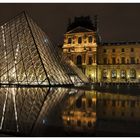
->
left=120, top=70, right=126, bottom=79
left=88, top=36, right=92, bottom=43
left=130, top=69, right=136, bottom=79
left=111, top=70, right=117, bottom=78
left=102, top=69, right=107, bottom=79
left=68, top=38, right=72, bottom=44
left=78, top=37, right=82, bottom=44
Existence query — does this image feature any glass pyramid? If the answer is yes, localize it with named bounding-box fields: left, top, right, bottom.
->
left=0, top=12, right=74, bottom=86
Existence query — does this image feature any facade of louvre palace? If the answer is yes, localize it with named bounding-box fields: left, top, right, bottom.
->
left=62, top=16, right=140, bottom=83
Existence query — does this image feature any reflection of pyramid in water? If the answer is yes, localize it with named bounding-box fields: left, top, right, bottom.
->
left=0, top=12, right=73, bottom=86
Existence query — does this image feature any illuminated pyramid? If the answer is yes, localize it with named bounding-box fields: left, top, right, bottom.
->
left=0, top=12, right=73, bottom=86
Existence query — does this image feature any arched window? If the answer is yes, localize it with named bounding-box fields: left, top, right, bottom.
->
left=102, top=69, right=107, bottom=79
left=111, top=70, right=117, bottom=78
left=130, top=69, right=136, bottom=79
left=68, top=38, right=72, bottom=44
left=77, top=55, right=82, bottom=65
left=78, top=37, right=82, bottom=44
left=88, top=36, right=93, bottom=43
left=120, top=70, right=126, bottom=79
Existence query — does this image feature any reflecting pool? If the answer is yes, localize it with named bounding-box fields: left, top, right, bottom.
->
left=0, top=87, right=140, bottom=136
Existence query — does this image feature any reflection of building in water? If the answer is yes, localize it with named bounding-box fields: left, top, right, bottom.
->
left=97, top=92, right=140, bottom=134
left=62, top=90, right=140, bottom=135
left=97, top=92, right=140, bottom=121
left=62, top=90, right=96, bottom=133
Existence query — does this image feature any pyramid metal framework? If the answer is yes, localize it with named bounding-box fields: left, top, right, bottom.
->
left=0, top=12, right=76, bottom=86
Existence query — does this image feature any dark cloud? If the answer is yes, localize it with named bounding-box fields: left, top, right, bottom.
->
left=0, top=3, right=140, bottom=44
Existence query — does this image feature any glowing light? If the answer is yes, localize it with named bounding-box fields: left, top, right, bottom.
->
left=1, top=26, right=6, bottom=47
left=45, top=38, right=48, bottom=43
left=0, top=91, right=8, bottom=130
left=91, top=73, right=94, bottom=77
left=12, top=88, right=19, bottom=132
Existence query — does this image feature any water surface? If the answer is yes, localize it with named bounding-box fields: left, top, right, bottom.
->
left=0, top=87, right=139, bottom=136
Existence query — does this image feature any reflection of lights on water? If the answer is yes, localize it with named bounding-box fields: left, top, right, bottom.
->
left=12, top=88, right=19, bottom=132
left=0, top=90, right=8, bottom=130
left=0, top=88, right=19, bottom=132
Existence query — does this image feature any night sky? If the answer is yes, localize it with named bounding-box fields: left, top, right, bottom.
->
left=0, top=3, right=140, bottom=45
